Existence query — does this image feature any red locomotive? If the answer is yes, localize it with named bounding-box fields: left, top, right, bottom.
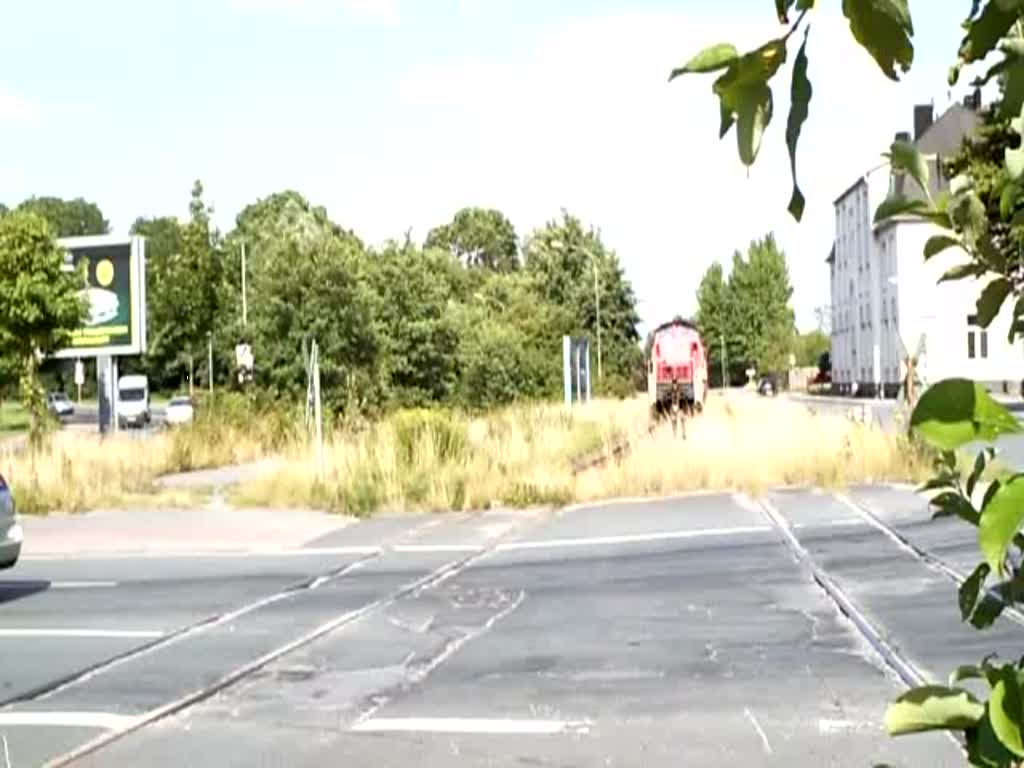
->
left=647, top=316, right=709, bottom=435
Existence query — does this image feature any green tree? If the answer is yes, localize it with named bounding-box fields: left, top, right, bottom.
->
left=0, top=212, right=86, bottom=446
left=16, top=196, right=109, bottom=237
left=794, top=329, right=829, bottom=368
left=425, top=207, right=519, bottom=271
left=726, top=234, right=795, bottom=375
left=695, top=262, right=731, bottom=385
left=372, top=242, right=462, bottom=406
left=523, top=211, right=641, bottom=385
left=130, top=216, right=185, bottom=390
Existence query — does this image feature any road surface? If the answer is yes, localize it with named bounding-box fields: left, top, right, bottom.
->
left=0, top=488, right=994, bottom=766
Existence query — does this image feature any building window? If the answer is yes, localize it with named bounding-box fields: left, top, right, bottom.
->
left=968, top=314, right=989, bottom=360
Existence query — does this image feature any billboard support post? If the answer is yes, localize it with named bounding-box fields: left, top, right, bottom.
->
left=563, top=336, right=571, bottom=408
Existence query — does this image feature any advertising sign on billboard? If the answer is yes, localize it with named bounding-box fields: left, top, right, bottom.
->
left=53, top=235, right=147, bottom=359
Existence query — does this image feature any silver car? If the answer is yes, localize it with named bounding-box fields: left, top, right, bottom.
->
left=0, top=473, right=22, bottom=569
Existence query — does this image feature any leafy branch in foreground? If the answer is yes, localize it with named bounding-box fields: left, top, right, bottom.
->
left=677, top=2, right=1024, bottom=765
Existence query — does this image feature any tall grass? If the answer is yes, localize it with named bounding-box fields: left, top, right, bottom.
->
left=232, top=394, right=931, bottom=516
left=231, top=400, right=643, bottom=516
left=2, top=392, right=935, bottom=516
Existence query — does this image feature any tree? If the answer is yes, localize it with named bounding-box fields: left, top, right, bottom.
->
left=130, top=216, right=185, bottom=390
left=16, top=196, right=109, bottom=237
left=425, top=207, right=519, bottom=271
left=794, top=329, right=829, bottom=368
left=695, top=262, right=730, bottom=385
left=523, top=211, right=641, bottom=385
left=0, top=212, right=86, bottom=446
left=372, top=242, right=462, bottom=407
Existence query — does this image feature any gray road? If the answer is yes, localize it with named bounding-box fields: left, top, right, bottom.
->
left=0, top=490, right=996, bottom=766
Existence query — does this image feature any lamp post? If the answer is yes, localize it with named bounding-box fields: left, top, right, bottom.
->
left=548, top=239, right=602, bottom=383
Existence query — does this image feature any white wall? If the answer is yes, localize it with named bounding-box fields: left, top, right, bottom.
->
left=892, top=220, right=1024, bottom=387
left=830, top=165, right=892, bottom=391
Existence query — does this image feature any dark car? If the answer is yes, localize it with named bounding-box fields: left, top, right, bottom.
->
left=0, top=473, right=21, bottom=569
left=758, top=375, right=779, bottom=397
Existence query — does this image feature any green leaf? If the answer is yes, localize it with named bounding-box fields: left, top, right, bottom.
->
left=924, top=235, right=961, bottom=260
left=917, top=475, right=956, bottom=493
left=874, top=196, right=931, bottom=223
left=775, top=0, right=795, bottom=22
left=842, top=0, right=914, bottom=81
left=984, top=478, right=1003, bottom=511
left=735, top=83, right=773, bottom=166
left=977, top=278, right=1013, bottom=329
left=931, top=490, right=981, bottom=525
left=959, top=0, right=1020, bottom=64
left=967, top=705, right=1022, bottom=767
left=885, top=685, right=985, bottom=735
left=990, top=667, right=1024, bottom=756
left=911, top=378, right=1023, bottom=451
left=980, top=476, right=1024, bottom=577
left=670, top=43, right=739, bottom=78
left=719, top=100, right=734, bottom=138
left=886, top=139, right=932, bottom=200
left=785, top=29, right=812, bottom=222
left=711, top=39, right=788, bottom=167
left=969, top=447, right=996, bottom=498
left=970, top=593, right=1008, bottom=629
left=940, top=263, right=986, bottom=283
left=961, top=563, right=992, bottom=621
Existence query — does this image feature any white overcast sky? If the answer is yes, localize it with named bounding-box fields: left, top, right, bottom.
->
left=0, top=0, right=978, bottom=335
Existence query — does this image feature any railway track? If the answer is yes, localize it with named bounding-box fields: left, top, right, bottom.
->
left=568, top=419, right=660, bottom=476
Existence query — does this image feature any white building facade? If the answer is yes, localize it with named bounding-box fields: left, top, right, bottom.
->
left=829, top=97, right=1024, bottom=396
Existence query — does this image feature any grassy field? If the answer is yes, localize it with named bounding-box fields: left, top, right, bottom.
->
left=1, top=393, right=938, bottom=516
left=0, top=402, right=29, bottom=436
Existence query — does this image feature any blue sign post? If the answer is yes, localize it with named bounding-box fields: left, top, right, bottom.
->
left=563, top=336, right=592, bottom=406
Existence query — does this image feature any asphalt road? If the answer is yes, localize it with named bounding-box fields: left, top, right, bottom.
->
left=0, top=488, right=994, bottom=766
left=63, top=404, right=166, bottom=432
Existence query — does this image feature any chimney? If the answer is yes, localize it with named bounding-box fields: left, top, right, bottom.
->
left=895, top=130, right=911, bottom=144
left=914, top=104, right=934, bottom=141
left=964, top=87, right=982, bottom=111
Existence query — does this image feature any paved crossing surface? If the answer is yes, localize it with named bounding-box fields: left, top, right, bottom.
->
left=0, top=487, right=992, bottom=766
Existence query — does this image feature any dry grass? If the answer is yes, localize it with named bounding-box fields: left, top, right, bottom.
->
left=0, top=421, right=281, bottom=515
left=231, top=401, right=645, bottom=516
left=232, top=394, right=930, bottom=516
left=3, top=393, right=936, bottom=516
left=574, top=394, right=933, bottom=501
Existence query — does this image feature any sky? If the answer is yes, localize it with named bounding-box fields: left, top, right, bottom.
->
left=0, top=0, right=984, bottom=336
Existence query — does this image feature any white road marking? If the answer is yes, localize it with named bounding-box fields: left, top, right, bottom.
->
left=391, top=544, right=485, bottom=554
left=792, top=519, right=867, bottom=530
left=818, top=718, right=875, bottom=734
left=351, top=718, right=591, bottom=735
left=23, top=546, right=381, bottom=561
left=497, top=525, right=770, bottom=552
left=0, top=629, right=162, bottom=639
left=744, top=708, right=772, bottom=754
left=0, top=712, right=139, bottom=730
left=51, top=581, right=118, bottom=589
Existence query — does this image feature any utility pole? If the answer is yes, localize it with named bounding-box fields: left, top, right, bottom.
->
left=593, top=258, right=603, bottom=383
left=721, top=334, right=727, bottom=389
left=241, top=241, right=248, bottom=329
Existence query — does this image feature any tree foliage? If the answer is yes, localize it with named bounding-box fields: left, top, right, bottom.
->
left=0, top=212, right=86, bottom=445
left=695, top=233, right=796, bottom=383
left=682, top=2, right=1024, bottom=763
left=15, top=196, right=109, bottom=238
left=425, top=207, right=519, bottom=272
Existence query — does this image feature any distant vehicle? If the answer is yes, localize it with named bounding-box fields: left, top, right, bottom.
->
left=46, top=391, right=74, bottom=419
left=165, top=395, right=195, bottom=427
left=647, top=316, right=708, bottom=436
left=758, top=375, right=779, bottom=397
left=117, top=374, right=151, bottom=429
left=0, top=473, right=21, bottom=569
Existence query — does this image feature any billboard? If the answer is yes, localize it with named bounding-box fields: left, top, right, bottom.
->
left=563, top=336, right=592, bottom=406
left=53, top=235, right=147, bottom=359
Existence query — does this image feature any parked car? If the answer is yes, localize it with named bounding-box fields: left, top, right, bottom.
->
left=46, top=391, right=74, bottom=419
left=0, top=473, right=21, bottom=569
left=165, top=395, right=195, bottom=427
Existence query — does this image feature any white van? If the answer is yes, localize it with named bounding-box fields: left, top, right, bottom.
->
left=117, top=374, right=151, bottom=429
